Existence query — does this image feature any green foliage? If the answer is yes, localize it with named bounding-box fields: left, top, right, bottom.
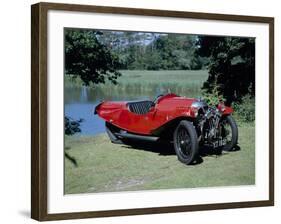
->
left=65, top=29, right=122, bottom=86
left=97, top=31, right=208, bottom=70
left=190, top=56, right=209, bottom=70
left=233, top=95, right=255, bottom=122
left=202, top=82, right=225, bottom=106
left=65, top=117, right=83, bottom=135
left=65, top=29, right=123, bottom=135
left=142, top=34, right=206, bottom=70
left=197, top=36, right=255, bottom=104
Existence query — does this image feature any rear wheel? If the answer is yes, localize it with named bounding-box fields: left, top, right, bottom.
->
left=173, top=120, right=198, bottom=165
left=220, top=115, right=238, bottom=151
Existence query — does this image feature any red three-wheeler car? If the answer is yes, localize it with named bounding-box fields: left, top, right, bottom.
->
left=95, top=93, right=238, bottom=165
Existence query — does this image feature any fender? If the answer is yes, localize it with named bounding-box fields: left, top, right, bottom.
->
left=217, top=102, right=233, bottom=115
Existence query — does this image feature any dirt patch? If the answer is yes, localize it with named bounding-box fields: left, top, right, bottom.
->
left=106, top=178, right=147, bottom=191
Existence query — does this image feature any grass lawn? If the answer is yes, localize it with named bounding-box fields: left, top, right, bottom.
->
left=65, top=70, right=209, bottom=98
left=117, top=70, right=208, bottom=85
left=64, top=122, right=255, bottom=194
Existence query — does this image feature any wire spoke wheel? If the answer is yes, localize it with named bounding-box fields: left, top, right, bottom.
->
left=177, top=128, right=192, bottom=158
left=221, top=119, right=233, bottom=144
left=173, top=120, right=198, bottom=165
left=220, top=115, right=238, bottom=151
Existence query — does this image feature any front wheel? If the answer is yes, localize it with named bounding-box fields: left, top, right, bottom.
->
left=220, top=115, right=238, bottom=151
left=173, top=120, right=198, bottom=165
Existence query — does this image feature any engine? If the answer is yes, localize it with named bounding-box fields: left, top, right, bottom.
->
left=192, top=99, right=223, bottom=146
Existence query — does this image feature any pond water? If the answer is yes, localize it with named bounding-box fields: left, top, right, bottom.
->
left=65, top=86, right=156, bottom=135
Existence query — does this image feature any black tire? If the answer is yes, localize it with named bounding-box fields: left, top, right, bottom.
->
left=173, top=120, right=198, bottom=165
left=221, top=115, right=238, bottom=151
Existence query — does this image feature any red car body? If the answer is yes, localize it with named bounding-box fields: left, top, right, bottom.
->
left=95, top=93, right=233, bottom=135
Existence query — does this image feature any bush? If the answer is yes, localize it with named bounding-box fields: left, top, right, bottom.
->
left=202, top=83, right=255, bottom=123
left=202, top=83, right=225, bottom=106
left=232, top=95, right=255, bottom=122
left=65, top=116, right=83, bottom=135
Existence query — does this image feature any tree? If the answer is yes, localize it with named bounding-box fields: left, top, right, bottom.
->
left=64, top=29, right=122, bottom=136
left=197, top=36, right=255, bottom=104
left=65, top=29, right=121, bottom=86
left=96, top=31, right=206, bottom=70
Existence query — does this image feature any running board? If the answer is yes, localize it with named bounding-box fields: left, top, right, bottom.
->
left=115, top=132, right=159, bottom=142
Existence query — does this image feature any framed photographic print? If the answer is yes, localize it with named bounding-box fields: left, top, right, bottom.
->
left=31, top=2, right=274, bottom=221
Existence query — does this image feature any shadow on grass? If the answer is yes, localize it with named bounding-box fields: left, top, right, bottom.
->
left=121, top=140, right=175, bottom=156
left=65, top=146, right=78, bottom=167
left=200, top=143, right=240, bottom=156
left=192, top=145, right=241, bottom=165
left=122, top=140, right=241, bottom=166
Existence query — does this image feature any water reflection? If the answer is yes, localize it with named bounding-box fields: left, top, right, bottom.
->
left=65, top=86, right=154, bottom=105
left=80, top=86, right=88, bottom=102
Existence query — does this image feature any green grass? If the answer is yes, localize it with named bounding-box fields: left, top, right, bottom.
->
left=117, top=70, right=208, bottom=85
left=65, top=70, right=208, bottom=98
left=64, top=122, right=255, bottom=194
